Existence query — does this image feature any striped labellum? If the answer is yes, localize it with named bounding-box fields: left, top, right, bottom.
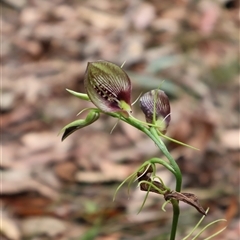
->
left=84, top=60, right=132, bottom=117
left=140, top=89, right=171, bottom=134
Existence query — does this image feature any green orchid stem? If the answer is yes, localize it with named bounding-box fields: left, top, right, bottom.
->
left=119, top=115, right=182, bottom=240
left=149, top=158, right=175, bottom=176
left=170, top=199, right=180, bottom=240
left=120, top=115, right=182, bottom=191
left=148, top=127, right=182, bottom=191
left=144, top=127, right=181, bottom=240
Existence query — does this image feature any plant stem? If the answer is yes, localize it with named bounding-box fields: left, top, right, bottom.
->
left=122, top=116, right=182, bottom=189
left=146, top=127, right=181, bottom=240
left=148, top=127, right=182, bottom=240
left=148, top=127, right=182, bottom=192
left=170, top=199, right=180, bottom=240
left=121, top=116, right=182, bottom=240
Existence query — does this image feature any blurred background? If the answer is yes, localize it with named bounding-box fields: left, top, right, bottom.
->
left=1, top=0, right=239, bottom=239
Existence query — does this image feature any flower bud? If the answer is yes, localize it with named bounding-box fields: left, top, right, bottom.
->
left=84, top=60, right=132, bottom=117
left=139, top=89, right=171, bottom=134
left=61, top=110, right=100, bottom=141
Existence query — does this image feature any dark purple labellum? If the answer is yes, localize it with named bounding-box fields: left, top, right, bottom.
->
left=139, top=89, right=171, bottom=133
left=84, top=60, right=132, bottom=116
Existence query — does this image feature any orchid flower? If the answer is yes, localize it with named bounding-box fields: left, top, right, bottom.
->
left=140, top=89, right=171, bottom=134
left=84, top=60, right=132, bottom=117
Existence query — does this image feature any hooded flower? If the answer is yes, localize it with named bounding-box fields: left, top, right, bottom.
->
left=139, top=89, right=171, bottom=134
left=84, top=60, right=132, bottom=117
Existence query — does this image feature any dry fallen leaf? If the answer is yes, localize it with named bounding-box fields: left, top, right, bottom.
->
left=130, top=2, right=156, bottom=30
left=0, top=214, right=21, bottom=240
left=21, top=132, right=56, bottom=152
left=76, top=6, right=126, bottom=30
left=75, top=161, right=133, bottom=183
left=54, top=161, right=78, bottom=182
left=219, top=129, right=240, bottom=150
left=2, top=169, right=59, bottom=200
left=20, top=217, right=67, bottom=238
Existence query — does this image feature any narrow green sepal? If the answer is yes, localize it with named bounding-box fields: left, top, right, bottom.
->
left=66, top=88, right=90, bottom=101
left=61, top=110, right=100, bottom=141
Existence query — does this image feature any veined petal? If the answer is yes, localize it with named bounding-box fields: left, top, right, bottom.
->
left=84, top=60, right=132, bottom=116
left=139, top=89, right=171, bottom=133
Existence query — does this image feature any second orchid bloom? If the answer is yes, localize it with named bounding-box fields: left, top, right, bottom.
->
left=139, top=89, right=171, bottom=134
